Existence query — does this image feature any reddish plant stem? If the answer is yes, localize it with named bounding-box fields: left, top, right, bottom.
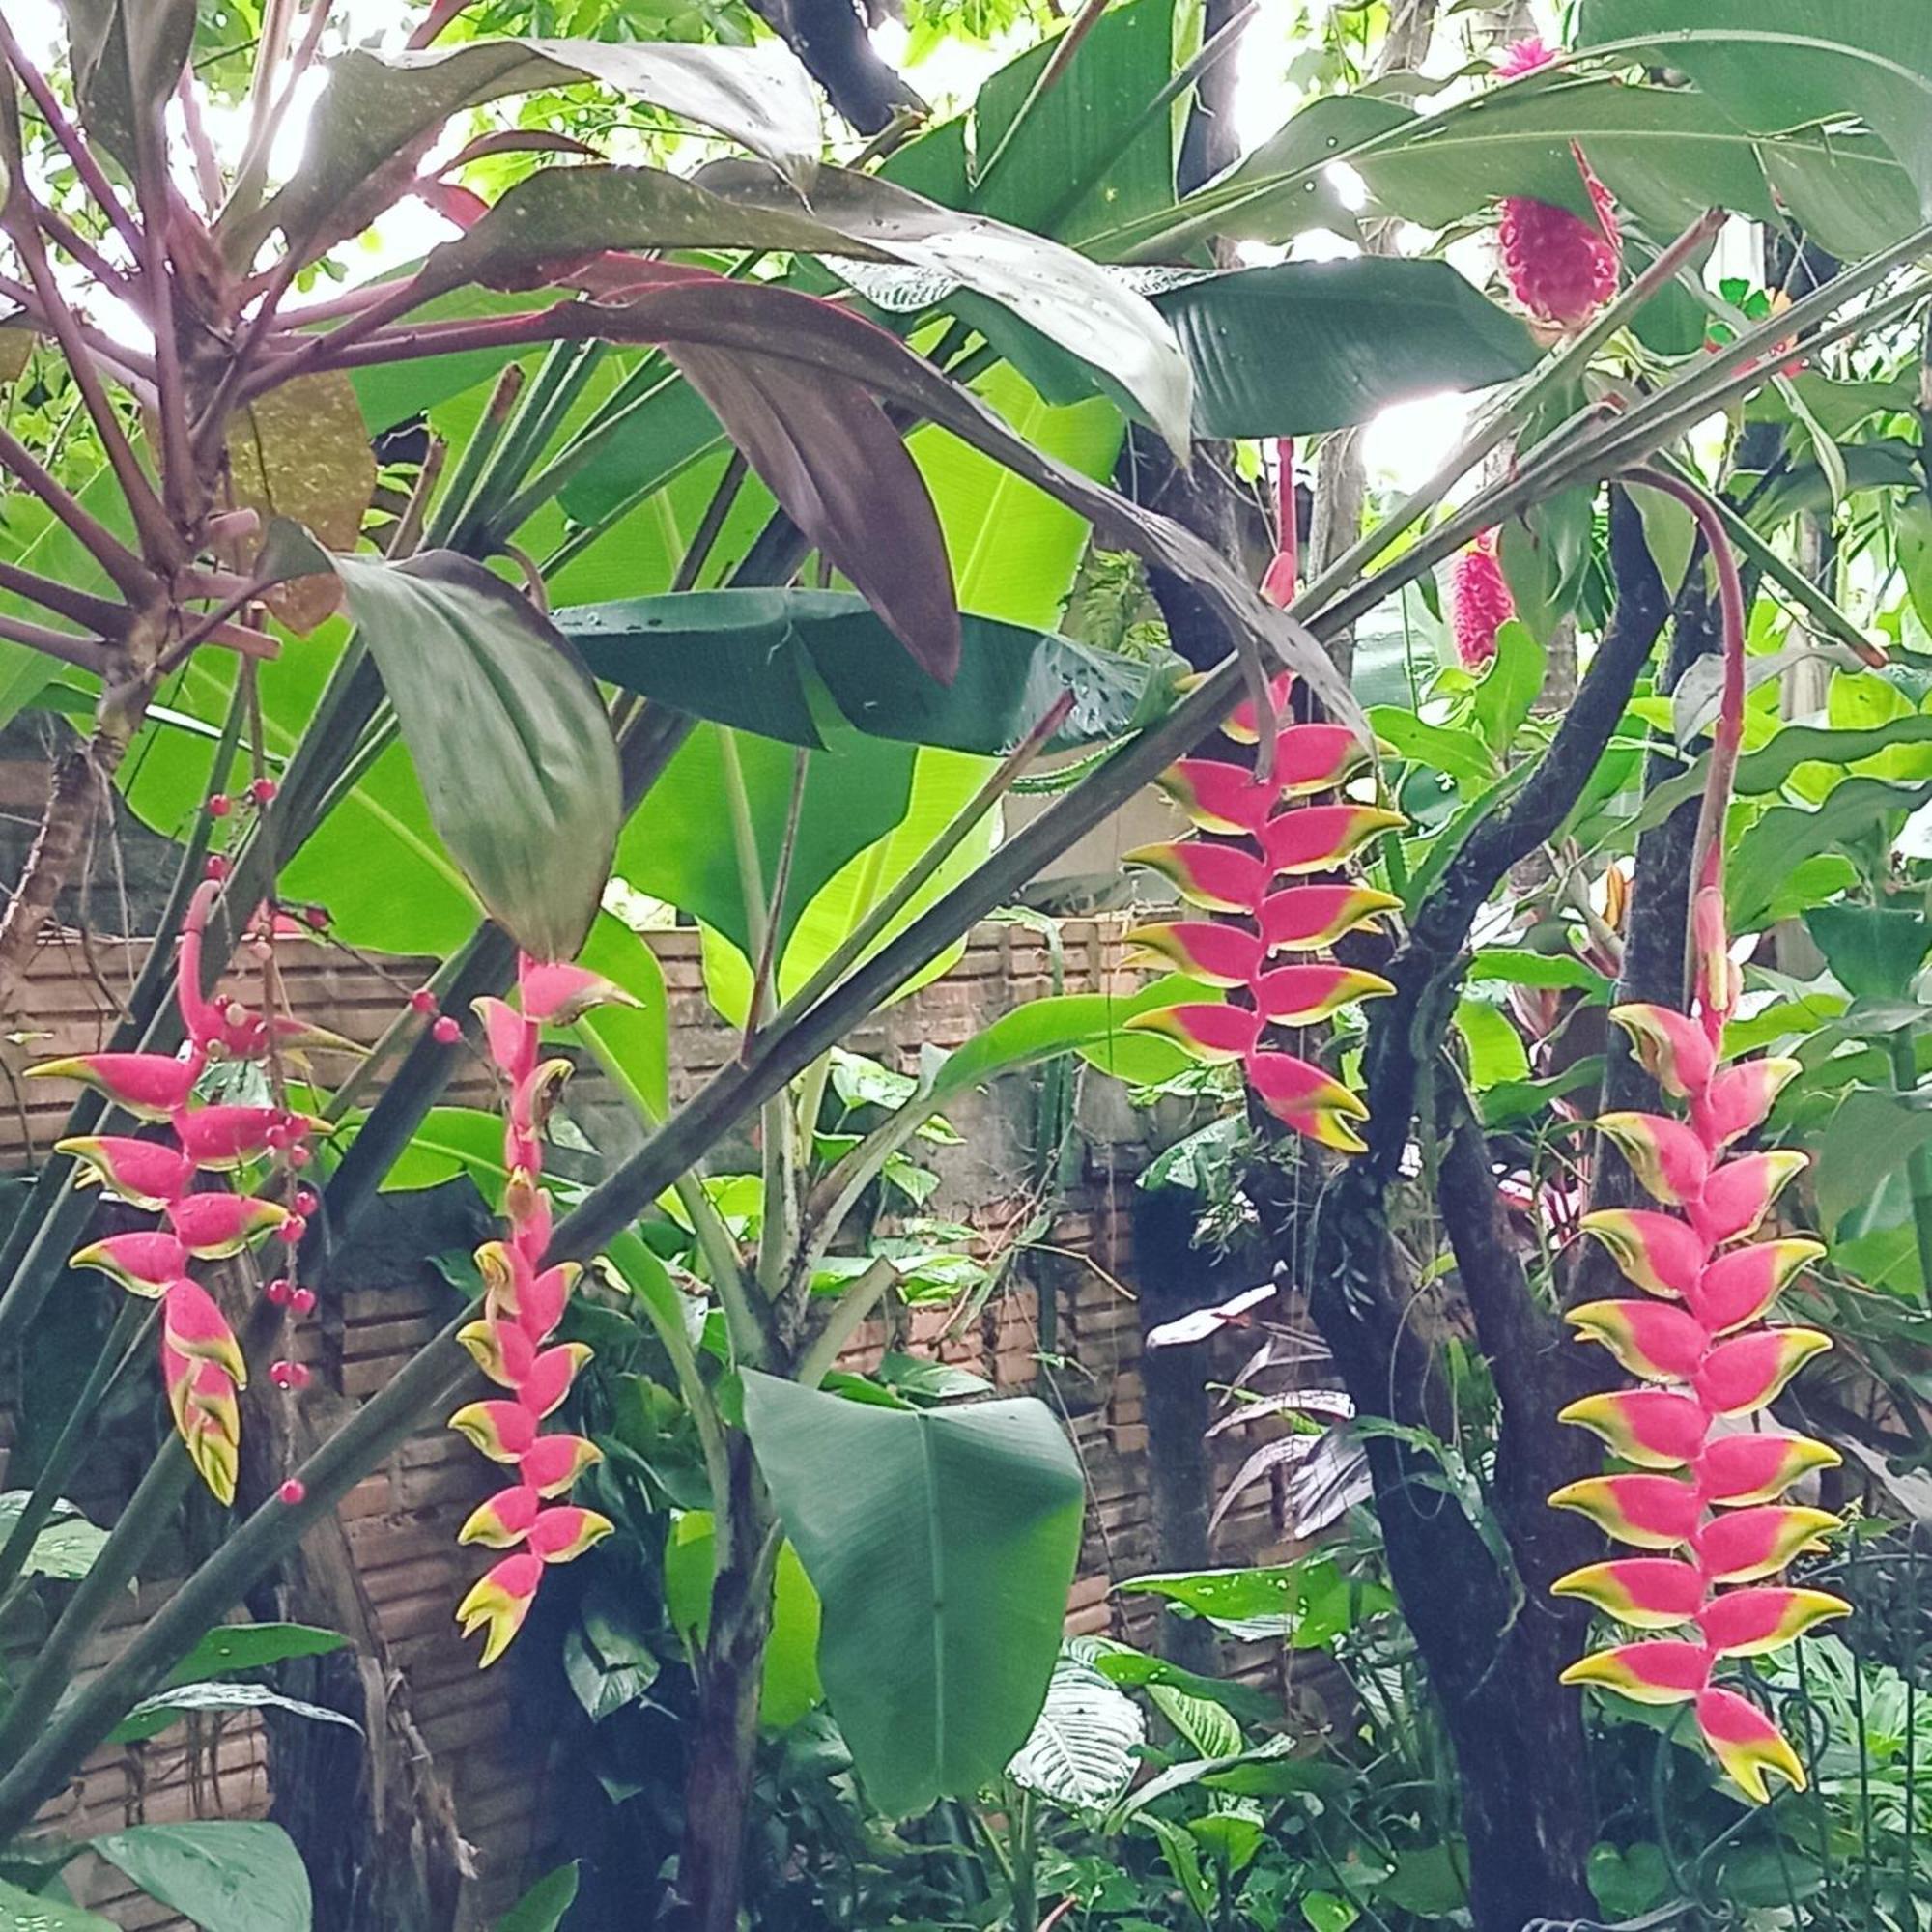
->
left=0, top=422, right=155, bottom=603
left=408, top=0, right=480, bottom=49
left=0, top=19, right=145, bottom=259
left=0, top=269, right=157, bottom=386
left=251, top=271, right=441, bottom=392
left=1622, top=467, right=1747, bottom=896
left=0, top=137, right=179, bottom=570
left=0, top=612, right=110, bottom=670
left=175, top=71, right=226, bottom=214
left=0, top=557, right=130, bottom=638
left=130, top=107, right=198, bottom=532
left=36, top=207, right=136, bottom=299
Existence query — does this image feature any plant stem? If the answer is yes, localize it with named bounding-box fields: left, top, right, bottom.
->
left=795, top=1256, right=896, bottom=1387
left=1889, top=1030, right=1932, bottom=1308
left=0, top=1298, right=151, bottom=1613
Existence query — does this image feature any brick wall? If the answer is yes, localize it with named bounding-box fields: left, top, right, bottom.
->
left=6, top=920, right=1302, bottom=1925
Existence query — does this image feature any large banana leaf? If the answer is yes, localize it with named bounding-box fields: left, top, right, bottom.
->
left=1577, top=1, right=1932, bottom=213
left=742, top=1372, right=1084, bottom=1817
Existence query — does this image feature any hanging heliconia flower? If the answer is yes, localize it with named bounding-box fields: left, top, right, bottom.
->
left=1121, top=671, right=1401, bottom=1151
left=1451, top=530, right=1515, bottom=668
left=1493, top=38, right=1622, bottom=327
left=32, top=865, right=325, bottom=1505
left=1551, top=474, right=1848, bottom=1802
left=450, top=956, right=628, bottom=1666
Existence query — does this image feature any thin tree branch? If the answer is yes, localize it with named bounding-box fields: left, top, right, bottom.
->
left=0, top=557, right=131, bottom=638
left=0, top=612, right=111, bottom=671
left=0, top=423, right=156, bottom=603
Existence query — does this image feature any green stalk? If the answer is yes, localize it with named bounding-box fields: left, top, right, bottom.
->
left=1889, top=1030, right=1932, bottom=1308
left=421, top=362, right=526, bottom=551
left=0, top=1298, right=150, bottom=1613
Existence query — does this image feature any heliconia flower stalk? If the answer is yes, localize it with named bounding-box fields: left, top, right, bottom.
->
left=452, top=952, right=616, bottom=1668
left=30, top=875, right=331, bottom=1504
left=1125, top=669, right=1397, bottom=1153
left=1553, top=474, right=1848, bottom=1804
left=1492, top=39, right=1622, bottom=327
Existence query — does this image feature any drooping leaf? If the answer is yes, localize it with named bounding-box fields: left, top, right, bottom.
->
left=335, top=552, right=622, bottom=961
left=248, top=39, right=823, bottom=260
left=1576, top=1, right=1932, bottom=213
left=112, top=1681, right=362, bottom=1746
left=1007, top=1656, right=1146, bottom=1809
left=698, top=161, right=1193, bottom=454
left=163, top=1623, right=348, bottom=1684
left=0, top=1494, right=105, bottom=1580
left=89, top=1824, right=311, bottom=1932
left=741, top=1373, right=1084, bottom=1815
left=1804, top=904, right=1932, bottom=1001
left=1728, top=779, right=1932, bottom=929
left=1154, top=260, right=1535, bottom=439
left=556, top=589, right=1156, bottom=753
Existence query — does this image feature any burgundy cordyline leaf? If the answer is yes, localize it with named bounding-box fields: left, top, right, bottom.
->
left=451, top=952, right=619, bottom=1666
left=1553, top=472, right=1847, bottom=1804
left=30, top=860, right=332, bottom=1506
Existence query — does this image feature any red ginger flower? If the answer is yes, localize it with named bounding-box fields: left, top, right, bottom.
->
left=1493, top=38, right=1621, bottom=327
left=451, top=952, right=629, bottom=1666
left=1451, top=531, right=1514, bottom=668
left=1121, top=673, right=1399, bottom=1151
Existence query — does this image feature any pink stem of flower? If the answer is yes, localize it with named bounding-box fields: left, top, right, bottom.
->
left=1622, top=468, right=1747, bottom=907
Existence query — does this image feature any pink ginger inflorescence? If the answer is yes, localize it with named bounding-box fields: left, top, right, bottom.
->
left=1494, top=38, right=1621, bottom=327
left=449, top=957, right=631, bottom=1665
left=1119, top=673, right=1402, bottom=1150
left=1451, top=531, right=1515, bottom=667
left=34, top=871, right=328, bottom=1503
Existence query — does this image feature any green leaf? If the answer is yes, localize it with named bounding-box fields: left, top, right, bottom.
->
left=336, top=552, right=622, bottom=962
left=972, top=0, right=1179, bottom=246
left=89, top=1824, right=311, bottom=1932
left=574, top=914, right=670, bottom=1122
left=0, top=1878, right=113, bottom=1930
left=380, top=1106, right=509, bottom=1195
left=164, top=1624, right=347, bottom=1685
left=250, top=39, right=823, bottom=259
left=1805, top=905, right=1932, bottom=1000
left=1466, top=950, right=1612, bottom=996
left=1372, top=708, right=1497, bottom=786
left=740, top=1373, right=1084, bottom=1815
left=497, top=1864, right=580, bottom=1932
left=1157, top=260, right=1535, bottom=440
left=660, top=1513, right=823, bottom=1728
left=1815, top=1087, right=1932, bottom=1236
left=557, top=589, right=1155, bottom=754
left=1728, top=780, right=1932, bottom=928
left=702, top=162, right=1193, bottom=454
left=1498, top=491, right=1592, bottom=648
left=1084, top=1646, right=1278, bottom=1726
left=0, top=1495, right=105, bottom=1580
left=619, top=723, right=913, bottom=961
left=112, top=1682, right=360, bottom=1747
left=1455, top=999, right=1534, bottom=1090
left=1119, top=1565, right=1299, bottom=1638
left=1577, top=2, right=1932, bottom=214
left=1007, top=1656, right=1146, bottom=1809
left=1471, top=619, right=1547, bottom=755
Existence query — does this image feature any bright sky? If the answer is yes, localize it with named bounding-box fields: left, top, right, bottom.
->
left=4, top=0, right=1579, bottom=491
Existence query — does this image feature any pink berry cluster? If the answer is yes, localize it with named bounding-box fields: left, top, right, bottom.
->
left=33, top=873, right=328, bottom=1504
left=448, top=956, right=633, bottom=1666
left=1494, top=38, right=1622, bottom=327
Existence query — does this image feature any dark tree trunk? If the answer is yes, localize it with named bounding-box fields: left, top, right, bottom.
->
left=665, top=1435, right=776, bottom=1932
left=1263, top=495, right=1671, bottom=1927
